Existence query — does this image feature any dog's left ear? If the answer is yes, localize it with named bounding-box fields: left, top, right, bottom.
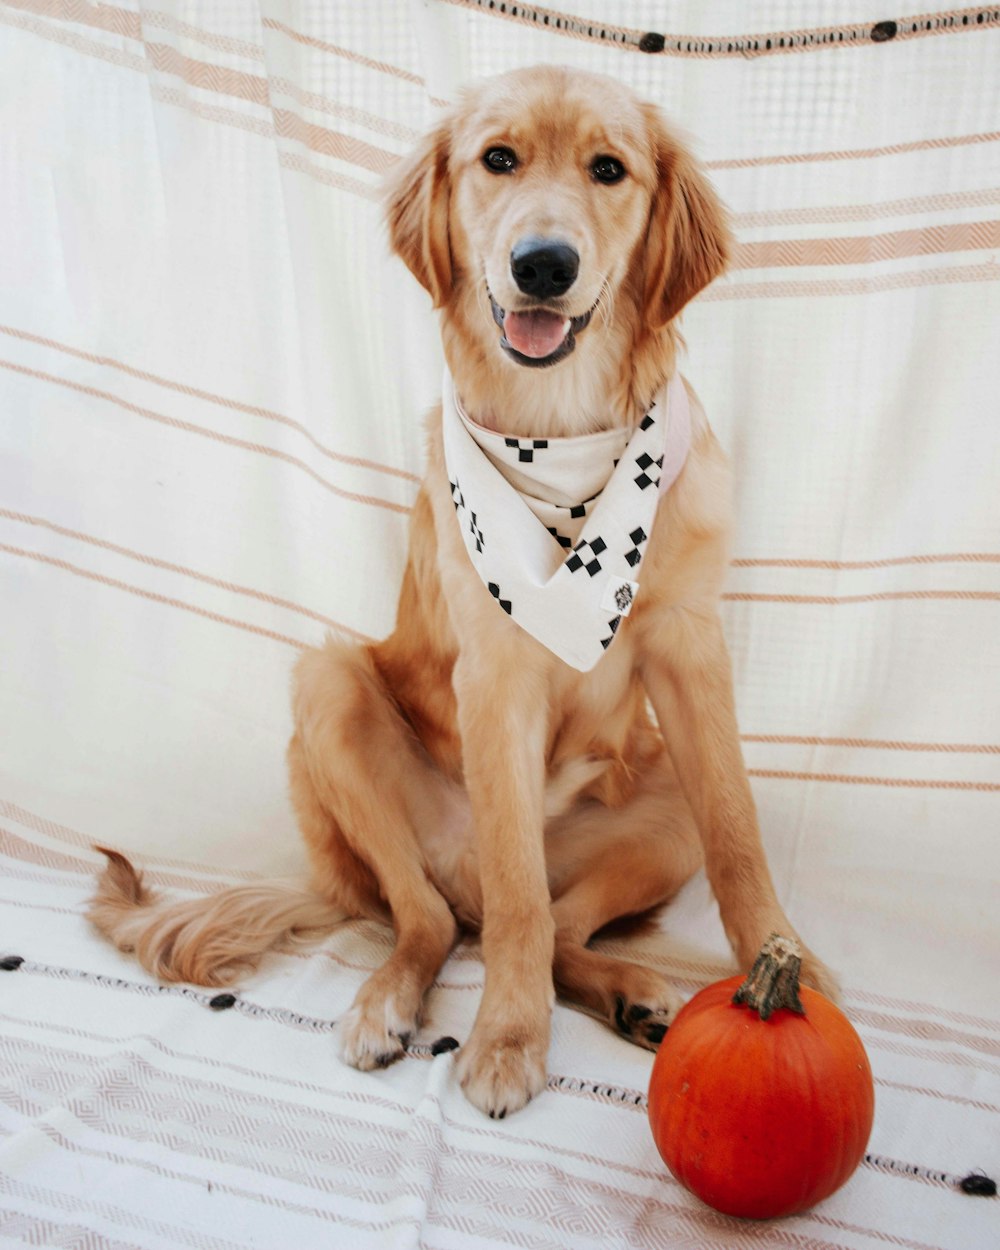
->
left=641, top=107, right=731, bottom=330
left=384, top=116, right=453, bottom=309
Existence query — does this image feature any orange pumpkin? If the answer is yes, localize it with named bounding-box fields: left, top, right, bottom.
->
left=648, top=934, right=874, bottom=1220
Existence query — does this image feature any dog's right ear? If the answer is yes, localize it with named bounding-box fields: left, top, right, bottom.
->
left=384, top=117, right=453, bottom=309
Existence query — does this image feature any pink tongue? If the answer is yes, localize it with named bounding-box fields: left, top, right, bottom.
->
left=503, top=309, right=569, bottom=359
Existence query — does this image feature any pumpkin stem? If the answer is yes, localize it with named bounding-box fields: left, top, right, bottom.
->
left=732, top=933, right=806, bottom=1020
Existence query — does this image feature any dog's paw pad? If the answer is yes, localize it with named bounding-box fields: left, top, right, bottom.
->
left=611, top=989, right=681, bottom=1051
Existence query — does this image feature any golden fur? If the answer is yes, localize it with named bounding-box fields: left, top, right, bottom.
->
left=90, top=66, right=836, bottom=1118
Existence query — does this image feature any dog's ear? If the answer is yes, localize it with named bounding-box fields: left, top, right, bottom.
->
left=384, top=116, right=453, bottom=309
left=641, top=107, right=731, bottom=330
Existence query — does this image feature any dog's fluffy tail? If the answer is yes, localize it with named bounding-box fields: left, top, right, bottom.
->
left=88, top=847, right=346, bottom=986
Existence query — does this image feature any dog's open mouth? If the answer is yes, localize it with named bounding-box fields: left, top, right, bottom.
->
left=488, top=293, right=595, bottom=369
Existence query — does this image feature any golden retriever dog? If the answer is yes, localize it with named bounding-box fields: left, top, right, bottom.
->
left=90, top=65, right=836, bottom=1118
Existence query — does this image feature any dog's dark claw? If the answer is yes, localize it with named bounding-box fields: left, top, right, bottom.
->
left=627, top=1004, right=652, bottom=1023
left=645, top=1023, right=667, bottom=1045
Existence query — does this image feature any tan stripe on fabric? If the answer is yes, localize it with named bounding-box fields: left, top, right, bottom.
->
left=139, top=8, right=266, bottom=63
left=9, top=0, right=414, bottom=101
left=148, top=46, right=402, bottom=173
left=269, top=76, right=420, bottom=142
left=850, top=984, right=1000, bottom=1031
left=0, top=826, right=231, bottom=893
left=732, top=219, right=1000, bottom=270
left=3, top=6, right=398, bottom=197
left=862, top=1030, right=1000, bottom=1076
left=0, top=799, right=255, bottom=879
left=748, top=767, right=1000, bottom=791
left=0, top=358, right=411, bottom=513
left=724, top=588, right=1000, bottom=603
left=0, top=1167, right=297, bottom=1250
left=276, top=149, right=382, bottom=199
left=4, top=0, right=142, bottom=41
left=272, top=108, right=399, bottom=174
left=0, top=1114, right=404, bottom=1240
left=732, top=186, right=1000, bottom=229
left=707, top=128, right=1000, bottom=171
left=0, top=4, right=147, bottom=72
left=0, top=1041, right=878, bottom=1250
left=742, top=733, right=1000, bottom=754
left=149, top=81, right=274, bottom=139
left=147, top=84, right=385, bottom=200
left=848, top=1006, right=1000, bottom=1058
left=733, top=552, right=1000, bottom=569
left=0, top=544, right=307, bottom=651
left=144, top=39, right=268, bottom=104
left=0, top=1210, right=133, bottom=1250
left=9, top=0, right=259, bottom=65
left=878, top=1077, right=1000, bottom=1114
left=708, top=259, right=1000, bottom=299
left=261, top=15, right=447, bottom=103
left=0, top=509, right=374, bottom=643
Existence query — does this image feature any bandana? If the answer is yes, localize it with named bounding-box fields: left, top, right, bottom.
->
left=442, top=370, right=691, bottom=671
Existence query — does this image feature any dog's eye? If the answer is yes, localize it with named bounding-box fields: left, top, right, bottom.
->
left=592, top=155, right=626, bottom=185
left=483, top=146, right=518, bottom=174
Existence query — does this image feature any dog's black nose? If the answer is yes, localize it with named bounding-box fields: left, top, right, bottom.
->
left=510, top=238, right=579, bottom=299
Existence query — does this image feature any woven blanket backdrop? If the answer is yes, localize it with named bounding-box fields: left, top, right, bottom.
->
left=1, top=2, right=998, bottom=1247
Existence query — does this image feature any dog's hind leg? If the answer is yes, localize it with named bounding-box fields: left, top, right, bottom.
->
left=292, top=639, right=458, bottom=1070
left=546, top=763, right=703, bottom=1049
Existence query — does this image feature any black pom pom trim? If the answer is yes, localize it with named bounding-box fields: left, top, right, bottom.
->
left=959, top=1172, right=997, bottom=1197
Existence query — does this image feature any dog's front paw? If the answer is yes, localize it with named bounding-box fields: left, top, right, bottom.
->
left=457, top=1026, right=548, bottom=1118
left=612, top=984, right=684, bottom=1051
left=338, top=977, right=419, bottom=1071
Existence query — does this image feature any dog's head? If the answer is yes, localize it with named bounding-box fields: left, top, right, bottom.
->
left=386, top=66, right=729, bottom=413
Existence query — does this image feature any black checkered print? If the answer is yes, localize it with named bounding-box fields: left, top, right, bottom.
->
left=449, top=478, right=465, bottom=510
left=487, top=581, right=512, bottom=615
left=469, top=511, right=484, bottom=552
left=600, top=615, right=622, bottom=650
left=634, top=452, right=665, bottom=491
left=565, top=535, right=606, bottom=577
left=624, top=525, right=648, bottom=568
left=546, top=526, right=573, bottom=549
left=504, top=436, right=549, bottom=463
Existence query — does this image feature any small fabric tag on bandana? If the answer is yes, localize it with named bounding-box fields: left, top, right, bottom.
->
left=441, top=370, right=691, bottom=671
left=601, top=576, right=639, bottom=617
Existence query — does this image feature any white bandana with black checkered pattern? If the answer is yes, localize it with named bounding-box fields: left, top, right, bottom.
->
left=442, top=370, right=691, bottom=671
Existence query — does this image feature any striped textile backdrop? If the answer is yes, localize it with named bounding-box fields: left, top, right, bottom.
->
left=0, top=2, right=997, bottom=1247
